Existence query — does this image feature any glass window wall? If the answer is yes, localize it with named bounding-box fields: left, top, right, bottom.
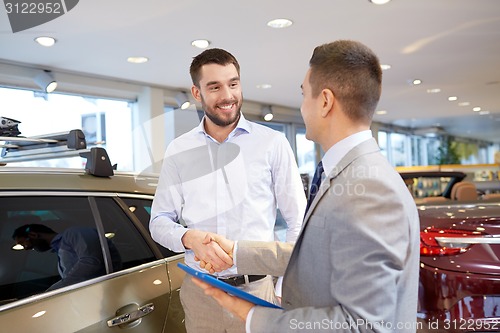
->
left=0, top=87, right=134, bottom=170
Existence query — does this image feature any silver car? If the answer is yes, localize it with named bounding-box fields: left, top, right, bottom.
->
left=0, top=133, right=186, bottom=332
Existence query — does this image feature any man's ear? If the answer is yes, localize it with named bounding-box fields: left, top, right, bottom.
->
left=191, top=85, right=202, bottom=102
left=320, top=88, right=335, bottom=117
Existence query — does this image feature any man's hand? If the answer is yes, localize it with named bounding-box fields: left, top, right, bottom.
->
left=196, top=234, right=235, bottom=273
left=182, top=230, right=233, bottom=272
left=191, top=277, right=254, bottom=321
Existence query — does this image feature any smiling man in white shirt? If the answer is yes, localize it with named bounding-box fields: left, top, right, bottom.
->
left=149, top=48, right=306, bottom=333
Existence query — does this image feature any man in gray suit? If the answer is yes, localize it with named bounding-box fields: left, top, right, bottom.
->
left=194, top=40, right=420, bottom=333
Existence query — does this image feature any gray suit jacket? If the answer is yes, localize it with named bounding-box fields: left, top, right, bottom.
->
left=237, top=138, right=420, bottom=332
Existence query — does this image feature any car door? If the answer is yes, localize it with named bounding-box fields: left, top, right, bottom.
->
left=119, top=195, right=186, bottom=333
left=0, top=194, right=172, bottom=332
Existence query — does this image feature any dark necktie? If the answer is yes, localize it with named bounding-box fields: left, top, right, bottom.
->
left=305, top=161, right=324, bottom=213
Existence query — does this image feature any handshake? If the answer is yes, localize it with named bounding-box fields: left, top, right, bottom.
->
left=183, top=230, right=235, bottom=274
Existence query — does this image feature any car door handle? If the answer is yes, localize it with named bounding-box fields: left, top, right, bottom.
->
left=107, top=303, right=155, bottom=327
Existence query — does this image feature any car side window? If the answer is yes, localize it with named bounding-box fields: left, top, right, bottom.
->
left=93, top=197, right=157, bottom=268
left=0, top=195, right=162, bottom=306
left=120, top=197, right=180, bottom=258
left=0, top=196, right=104, bottom=304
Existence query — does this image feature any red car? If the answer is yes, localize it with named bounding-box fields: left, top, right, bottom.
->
left=401, top=172, right=500, bottom=332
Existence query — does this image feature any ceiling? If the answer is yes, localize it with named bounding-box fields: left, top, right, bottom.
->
left=1, top=0, right=499, bottom=143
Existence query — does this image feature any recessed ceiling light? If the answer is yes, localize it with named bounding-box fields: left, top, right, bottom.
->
left=448, top=96, right=458, bottom=101
left=34, top=36, right=56, bottom=47
left=479, top=111, right=490, bottom=115
left=472, top=106, right=481, bottom=112
left=380, top=64, right=391, bottom=70
left=458, top=102, right=470, bottom=106
left=267, top=18, right=293, bottom=29
left=426, top=88, right=441, bottom=94
left=369, top=0, right=391, bottom=4
left=127, top=56, right=149, bottom=64
left=256, top=84, right=272, bottom=89
left=191, top=39, right=210, bottom=49
left=412, top=79, right=422, bottom=85
left=375, top=110, right=387, bottom=115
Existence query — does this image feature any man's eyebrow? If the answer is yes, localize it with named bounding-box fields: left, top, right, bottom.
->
left=205, top=80, right=220, bottom=87
left=205, top=76, right=240, bottom=87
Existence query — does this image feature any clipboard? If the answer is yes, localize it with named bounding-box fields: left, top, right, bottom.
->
left=177, top=262, right=282, bottom=309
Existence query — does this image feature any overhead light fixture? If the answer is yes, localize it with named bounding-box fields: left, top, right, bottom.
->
left=175, top=92, right=191, bottom=110
left=472, top=107, right=481, bottom=112
left=127, top=56, right=149, bottom=64
left=34, top=70, right=57, bottom=93
left=426, top=88, right=441, bottom=94
left=413, top=126, right=447, bottom=137
left=191, top=39, right=210, bottom=49
left=369, top=0, right=391, bottom=4
left=448, top=96, right=458, bottom=101
left=34, top=36, right=56, bottom=47
left=262, top=105, right=273, bottom=121
left=267, top=18, right=293, bottom=29
left=256, top=83, right=272, bottom=89
left=380, top=64, right=391, bottom=70
left=375, top=110, right=387, bottom=115
left=412, top=79, right=422, bottom=85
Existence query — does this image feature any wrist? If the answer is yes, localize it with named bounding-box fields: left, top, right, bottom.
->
left=181, top=229, right=196, bottom=249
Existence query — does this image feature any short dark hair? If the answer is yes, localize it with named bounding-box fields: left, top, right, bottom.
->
left=309, top=40, right=382, bottom=123
left=12, top=223, right=56, bottom=239
left=190, top=48, right=240, bottom=87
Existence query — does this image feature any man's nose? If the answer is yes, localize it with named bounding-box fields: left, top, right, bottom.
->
left=219, top=85, right=233, bottom=99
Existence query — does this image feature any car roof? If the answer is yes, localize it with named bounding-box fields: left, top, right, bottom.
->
left=0, top=167, right=158, bottom=195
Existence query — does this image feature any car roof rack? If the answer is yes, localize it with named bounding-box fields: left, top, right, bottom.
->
left=80, top=147, right=115, bottom=177
left=0, top=129, right=88, bottom=163
left=0, top=129, right=116, bottom=177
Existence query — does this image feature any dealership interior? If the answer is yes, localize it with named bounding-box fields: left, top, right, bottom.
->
left=1, top=0, right=500, bottom=188
left=2, top=1, right=500, bottom=332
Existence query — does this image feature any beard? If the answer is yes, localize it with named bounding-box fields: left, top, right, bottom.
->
left=201, top=94, right=243, bottom=127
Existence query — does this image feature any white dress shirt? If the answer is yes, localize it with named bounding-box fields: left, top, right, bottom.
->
left=150, top=113, right=306, bottom=277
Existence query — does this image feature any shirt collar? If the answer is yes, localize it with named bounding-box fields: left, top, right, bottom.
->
left=196, top=112, right=251, bottom=142
left=322, top=130, right=373, bottom=176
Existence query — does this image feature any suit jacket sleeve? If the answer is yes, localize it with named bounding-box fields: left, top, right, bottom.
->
left=236, top=240, right=294, bottom=277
